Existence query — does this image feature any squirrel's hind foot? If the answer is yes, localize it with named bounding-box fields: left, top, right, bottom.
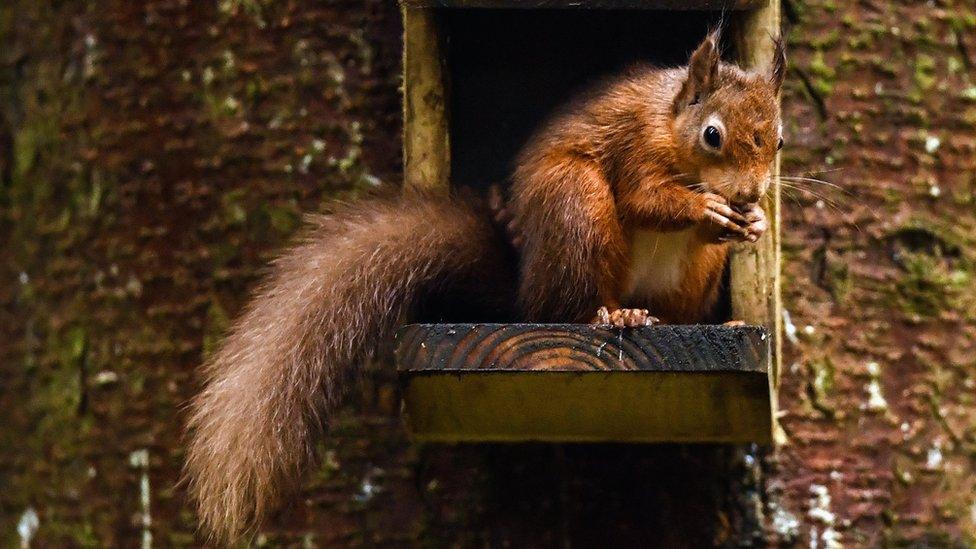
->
left=488, top=185, right=523, bottom=249
left=593, top=307, right=659, bottom=328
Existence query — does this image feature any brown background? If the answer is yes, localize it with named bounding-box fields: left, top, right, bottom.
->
left=1, top=0, right=975, bottom=546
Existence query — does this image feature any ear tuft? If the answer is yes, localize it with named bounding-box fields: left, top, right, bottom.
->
left=771, top=35, right=787, bottom=93
left=674, top=29, right=722, bottom=113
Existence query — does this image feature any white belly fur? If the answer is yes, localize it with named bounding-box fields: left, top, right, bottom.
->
left=624, top=228, right=696, bottom=301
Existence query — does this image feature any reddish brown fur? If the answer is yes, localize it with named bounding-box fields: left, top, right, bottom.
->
left=184, top=193, right=512, bottom=543
left=512, top=30, right=784, bottom=323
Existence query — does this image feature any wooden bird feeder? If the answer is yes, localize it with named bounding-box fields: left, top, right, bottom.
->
left=398, top=0, right=782, bottom=444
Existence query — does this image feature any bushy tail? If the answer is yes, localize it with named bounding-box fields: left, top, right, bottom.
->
left=184, top=193, right=509, bottom=542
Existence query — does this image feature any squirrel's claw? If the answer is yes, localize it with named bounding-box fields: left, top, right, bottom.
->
left=489, top=184, right=524, bottom=250
left=742, top=203, right=768, bottom=240
left=724, top=203, right=767, bottom=242
left=701, top=193, right=750, bottom=238
left=715, top=201, right=766, bottom=243
left=705, top=209, right=746, bottom=232
left=707, top=198, right=748, bottom=225
left=593, top=306, right=659, bottom=328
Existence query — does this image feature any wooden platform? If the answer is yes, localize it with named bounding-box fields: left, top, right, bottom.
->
left=396, top=324, right=773, bottom=443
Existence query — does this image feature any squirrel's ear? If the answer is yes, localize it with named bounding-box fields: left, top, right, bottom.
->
left=674, top=29, right=721, bottom=113
left=770, top=35, right=787, bottom=93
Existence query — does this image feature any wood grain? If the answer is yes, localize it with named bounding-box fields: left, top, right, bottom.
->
left=396, top=323, right=769, bottom=373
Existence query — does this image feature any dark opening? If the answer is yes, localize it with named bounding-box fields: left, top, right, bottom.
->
left=445, top=9, right=729, bottom=190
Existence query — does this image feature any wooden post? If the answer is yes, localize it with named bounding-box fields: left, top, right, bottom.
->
left=402, top=7, right=450, bottom=193
left=731, top=1, right=783, bottom=443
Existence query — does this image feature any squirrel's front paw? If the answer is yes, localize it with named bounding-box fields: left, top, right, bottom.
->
left=489, top=185, right=524, bottom=249
left=700, top=193, right=750, bottom=240
left=593, top=307, right=659, bottom=328
left=718, top=203, right=766, bottom=243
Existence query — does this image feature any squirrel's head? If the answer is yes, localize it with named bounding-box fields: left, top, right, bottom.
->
left=671, top=30, right=786, bottom=206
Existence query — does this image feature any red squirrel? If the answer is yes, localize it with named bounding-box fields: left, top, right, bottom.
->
left=510, top=29, right=784, bottom=326
left=184, top=30, right=785, bottom=543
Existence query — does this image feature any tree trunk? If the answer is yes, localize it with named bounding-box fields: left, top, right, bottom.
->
left=1, top=1, right=973, bottom=546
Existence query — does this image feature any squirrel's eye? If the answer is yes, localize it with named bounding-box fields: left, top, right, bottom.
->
left=703, top=125, right=722, bottom=149
left=776, top=137, right=784, bottom=150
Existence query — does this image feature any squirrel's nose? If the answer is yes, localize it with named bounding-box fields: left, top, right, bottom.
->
left=733, top=189, right=761, bottom=205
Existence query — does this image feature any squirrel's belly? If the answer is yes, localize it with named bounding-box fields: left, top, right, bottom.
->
left=623, top=228, right=696, bottom=302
